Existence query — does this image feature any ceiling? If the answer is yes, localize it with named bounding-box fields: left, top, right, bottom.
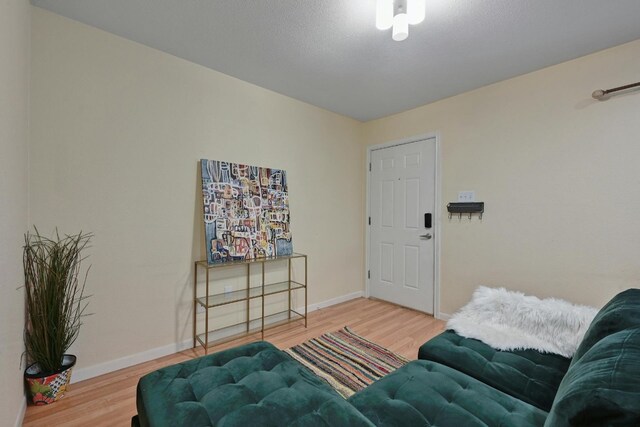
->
left=32, top=0, right=640, bottom=121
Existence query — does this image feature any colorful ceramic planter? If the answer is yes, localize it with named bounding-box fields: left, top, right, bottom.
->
left=25, top=354, right=76, bottom=405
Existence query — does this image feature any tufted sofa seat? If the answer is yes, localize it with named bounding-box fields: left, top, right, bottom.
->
left=347, top=360, right=548, bottom=427
left=417, top=330, right=571, bottom=411
left=132, top=341, right=374, bottom=427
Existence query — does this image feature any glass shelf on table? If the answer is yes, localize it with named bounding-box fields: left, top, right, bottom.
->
left=195, top=310, right=304, bottom=348
left=195, top=253, right=307, bottom=269
left=196, top=280, right=306, bottom=308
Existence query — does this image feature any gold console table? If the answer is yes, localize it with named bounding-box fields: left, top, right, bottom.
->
left=193, top=253, right=307, bottom=353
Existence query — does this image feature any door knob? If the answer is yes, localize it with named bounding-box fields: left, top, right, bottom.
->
left=419, top=234, right=432, bottom=240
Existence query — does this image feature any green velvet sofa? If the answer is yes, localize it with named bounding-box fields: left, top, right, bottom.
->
left=133, top=289, right=640, bottom=426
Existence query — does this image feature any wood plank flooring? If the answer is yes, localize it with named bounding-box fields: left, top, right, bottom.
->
left=23, top=297, right=445, bottom=426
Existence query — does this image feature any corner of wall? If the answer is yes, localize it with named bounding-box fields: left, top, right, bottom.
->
left=436, top=312, right=452, bottom=321
left=14, top=398, right=26, bottom=427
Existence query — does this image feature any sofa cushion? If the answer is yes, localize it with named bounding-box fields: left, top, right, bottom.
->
left=136, top=341, right=374, bottom=427
left=545, top=328, right=640, bottom=427
left=572, top=288, right=640, bottom=362
left=418, top=330, right=570, bottom=411
left=348, top=360, right=548, bottom=427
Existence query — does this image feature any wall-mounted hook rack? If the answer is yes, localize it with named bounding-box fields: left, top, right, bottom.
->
left=447, top=202, right=484, bottom=220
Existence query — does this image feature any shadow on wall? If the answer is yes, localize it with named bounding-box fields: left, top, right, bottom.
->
left=174, top=161, right=205, bottom=348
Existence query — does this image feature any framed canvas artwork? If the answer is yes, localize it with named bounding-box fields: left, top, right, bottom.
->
left=200, top=159, right=293, bottom=264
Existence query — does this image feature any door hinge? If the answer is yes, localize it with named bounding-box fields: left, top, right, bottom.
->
left=369, top=163, right=371, bottom=172
left=368, top=217, right=371, bottom=225
left=368, top=270, right=370, bottom=279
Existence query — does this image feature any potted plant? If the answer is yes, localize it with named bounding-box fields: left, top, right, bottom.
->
left=23, top=228, right=92, bottom=405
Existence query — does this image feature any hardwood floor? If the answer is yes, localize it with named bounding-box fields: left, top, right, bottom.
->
left=22, top=297, right=445, bottom=426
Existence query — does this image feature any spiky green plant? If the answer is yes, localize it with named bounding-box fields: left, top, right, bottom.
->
left=23, top=228, right=92, bottom=374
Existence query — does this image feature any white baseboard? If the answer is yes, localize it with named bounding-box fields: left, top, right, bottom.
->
left=304, top=291, right=363, bottom=312
left=72, top=291, right=364, bottom=384
left=436, top=311, right=452, bottom=321
left=14, top=397, right=26, bottom=427
left=72, top=338, right=193, bottom=383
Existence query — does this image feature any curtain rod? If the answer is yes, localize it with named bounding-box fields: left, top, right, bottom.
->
left=592, top=81, right=640, bottom=100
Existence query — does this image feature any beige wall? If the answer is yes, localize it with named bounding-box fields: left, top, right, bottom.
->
left=30, top=8, right=364, bottom=378
left=28, top=5, right=640, bottom=383
left=0, top=0, right=30, bottom=424
left=364, top=39, right=640, bottom=315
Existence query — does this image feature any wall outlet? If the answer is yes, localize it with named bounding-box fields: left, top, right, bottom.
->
left=458, top=191, right=475, bottom=202
left=224, top=285, right=233, bottom=294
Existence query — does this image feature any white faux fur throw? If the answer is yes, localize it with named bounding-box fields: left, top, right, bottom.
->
left=447, top=286, right=598, bottom=358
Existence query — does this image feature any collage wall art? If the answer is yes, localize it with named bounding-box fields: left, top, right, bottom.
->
left=200, top=159, right=293, bottom=264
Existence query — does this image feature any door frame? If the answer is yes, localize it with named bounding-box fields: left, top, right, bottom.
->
left=365, top=133, right=443, bottom=318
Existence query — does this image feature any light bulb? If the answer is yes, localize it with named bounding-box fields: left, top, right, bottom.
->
left=407, top=0, right=426, bottom=25
left=392, top=13, right=409, bottom=41
left=376, top=0, right=394, bottom=30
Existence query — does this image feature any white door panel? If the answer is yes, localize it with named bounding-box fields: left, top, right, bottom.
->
left=369, top=138, right=436, bottom=313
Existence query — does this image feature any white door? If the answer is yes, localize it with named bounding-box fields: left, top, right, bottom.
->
left=369, top=138, right=436, bottom=313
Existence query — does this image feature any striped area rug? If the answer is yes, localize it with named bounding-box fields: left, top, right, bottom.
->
left=284, top=327, right=409, bottom=398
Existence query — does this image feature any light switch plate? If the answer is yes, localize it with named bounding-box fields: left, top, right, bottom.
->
left=458, top=191, right=475, bottom=202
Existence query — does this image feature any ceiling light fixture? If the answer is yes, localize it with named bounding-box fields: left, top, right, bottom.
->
left=376, top=0, right=425, bottom=41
